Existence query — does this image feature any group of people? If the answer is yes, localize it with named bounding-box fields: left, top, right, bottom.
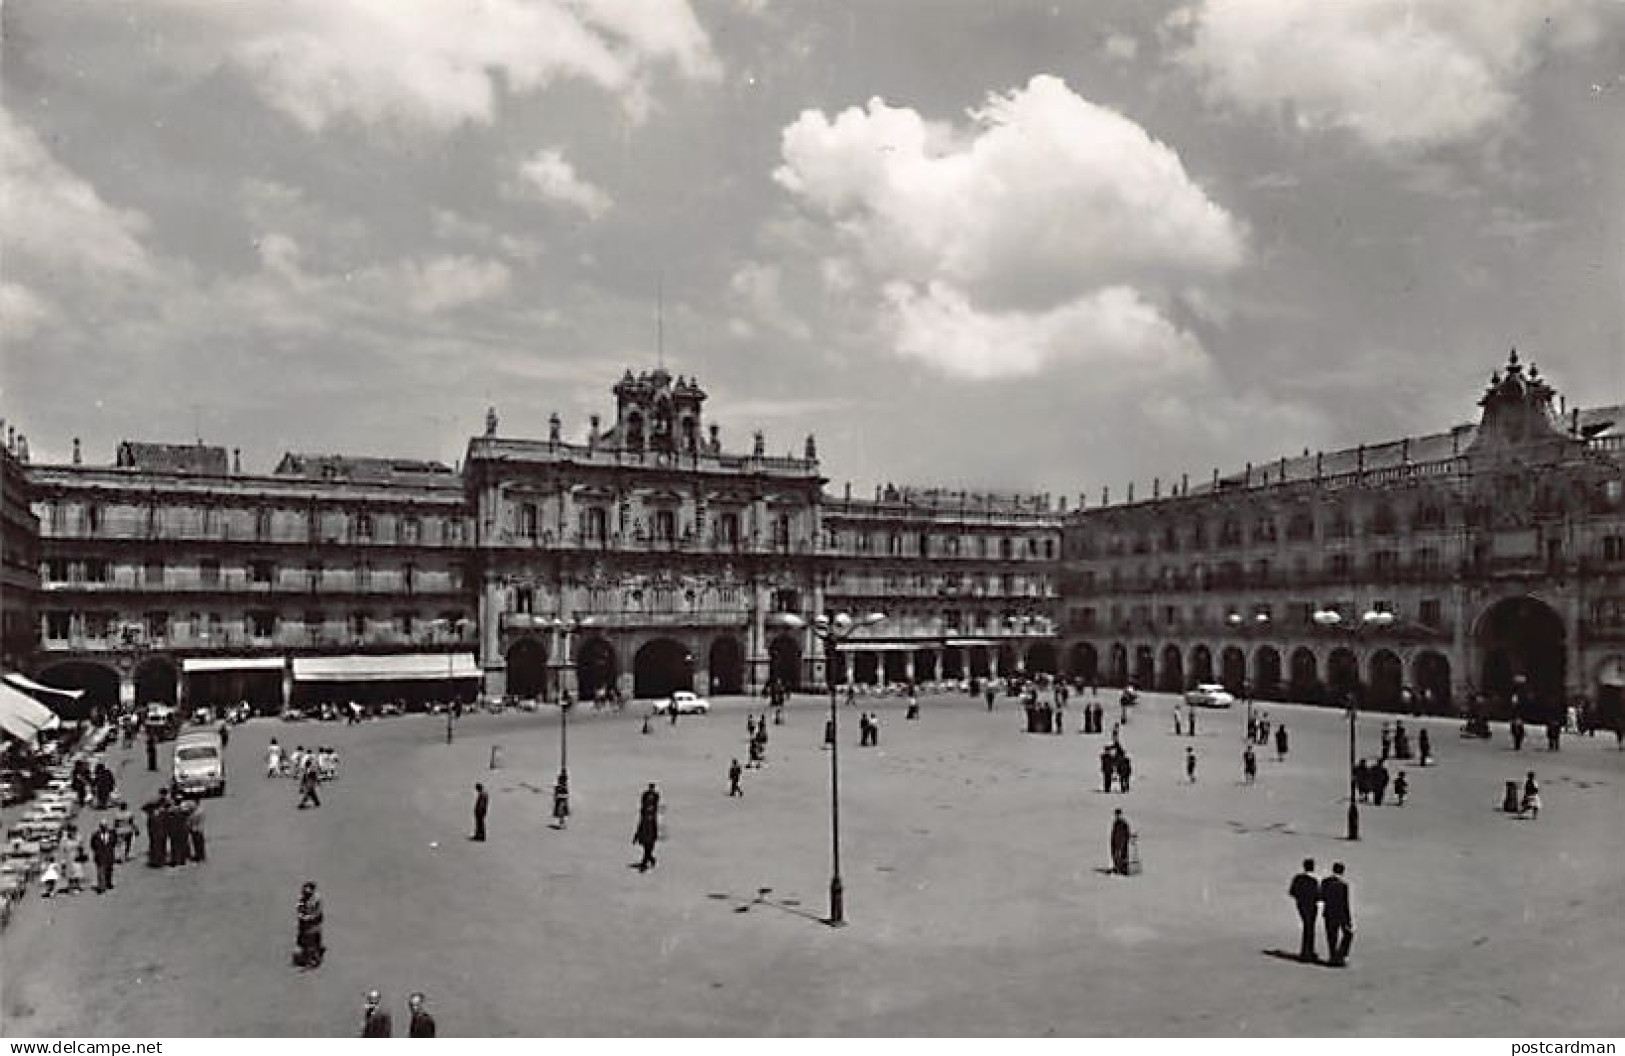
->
left=265, top=740, right=340, bottom=782
left=69, top=760, right=118, bottom=810
left=744, top=714, right=771, bottom=768
left=1098, top=744, right=1134, bottom=793
left=1502, top=771, right=1543, bottom=818
left=1289, top=859, right=1355, bottom=966
left=1352, top=758, right=1404, bottom=805
left=39, top=813, right=132, bottom=898
left=361, top=989, right=437, bottom=1037
left=1075, top=698, right=1110, bottom=735
left=140, top=787, right=206, bottom=868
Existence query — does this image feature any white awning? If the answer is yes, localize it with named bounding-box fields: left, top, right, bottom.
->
left=834, top=641, right=929, bottom=653
left=292, top=653, right=481, bottom=683
left=945, top=639, right=996, bottom=648
left=0, top=683, right=61, bottom=741
left=4, top=672, right=85, bottom=705
left=182, top=657, right=288, bottom=674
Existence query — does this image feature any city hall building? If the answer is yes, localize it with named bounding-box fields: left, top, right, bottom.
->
left=5, top=368, right=1061, bottom=712
left=1057, top=351, right=1625, bottom=719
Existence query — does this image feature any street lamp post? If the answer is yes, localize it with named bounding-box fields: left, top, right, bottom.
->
left=775, top=609, right=885, bottom=926
left=1313, top=608, right=1358, bottom=840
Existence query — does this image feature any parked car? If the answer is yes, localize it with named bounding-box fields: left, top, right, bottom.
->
left=280, top=706, right=306, bottom=722
left=1184, top=683, right=1236, bottom=708
left=143, top=705, right=181, bottom=741
left=171, top=730, right=226, bottom=798
left=651, top=691, right=711, bottom=715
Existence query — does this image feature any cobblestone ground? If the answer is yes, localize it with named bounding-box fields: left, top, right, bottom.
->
left=4, top=691, right=1622, bottom=1037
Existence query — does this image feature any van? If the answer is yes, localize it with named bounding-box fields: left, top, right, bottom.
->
left=172, top=731, right=226, bottom=798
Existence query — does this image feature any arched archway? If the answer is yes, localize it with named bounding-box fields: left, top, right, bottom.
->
left=1289, top=648, right=1319, bottom=701
left=1133, top=645, right=1155, bottom=689
left=1253, top=647, right=1282, bottom=700
left=35, top=662, right=117, bottom=719
left=1327, top=648, right=1360, bottom=701
left=1025, top=641, right=1057, bottom=675
left=768, top=635, right=802, bottom=691
left=708, top=636, right=744, bottom=696
left=914, top=649, right=939, bottom=682
left=1412, top=651, right=1452, bottom=712
left=1190, top=645, right=1214, bottom=685
left=634, top=638, right=693, bottom=699
left=883, top=651, right=909, bottom=683
left=576, top=636, right=618, bottom=701
left=1108, top=643, right=1129, bottom=686
left=997, top=643, right=1018, bottom=677
left=506, top=637, right=548, bottom=700
left=1159, top=645, right=1184, bottom=693
left=1220, top=647, right=1247, bottom=694
left=968, top=646, right=990, bottom=679
left=1067, top=642, right=1098, bottom=682
left=1477, top=596, right=1566, bottom=714
left=942, top=646, right=964, bottom=680
left=134, top=657, right=178, bottom=706
left=853, top=651, right=880, bottom=685
left=1368, top=649, right=1403, bottom=709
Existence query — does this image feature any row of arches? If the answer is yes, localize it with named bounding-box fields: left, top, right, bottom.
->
left=1063, top=642, right=1453, bottom=710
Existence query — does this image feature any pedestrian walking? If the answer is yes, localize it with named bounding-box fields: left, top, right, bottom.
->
left=90, top=820, right=117, bottom=893
left=446, top=711, right=455, bottom=744
left=295, top=881, right=325, bottom=968
left=634, top=783, right=660, bottom=871
left=553, top=772, right=570, bottom=829
left=1380, top=724, right=1392, bottom=761
left=1185, top=746, right=1197, bottom=783
left=166, top=798, right=191, bottom=866
left=1173, top=707, right=1183, bottom=736
left=407, top=993, right=436, bottom=1038
left=186, top=797, right=206, bottom=862
left=1243, top=745, right=1257, bottom=784
left=113, top=800, right=138, bottom=862
left=1275, top=724, right=1289, bottom=761
left=1115, top=750, right=1133, bottom=793
left=141, top=789, right=168, bottom=867
left=728, top=758, right=743, bottom=797
left=1418, top=728, right=1432, bottom=766
left=362, top=990, right=393, bottom=1037
left=145, top=732, right=157, bottom=772
left=92, top=763, right=115, bottom=809
left=267, top=738, right=283, bottom=778
left=1521, top=771, right=1541, bottom=819
left=1545, top=720, right=1561, bottom=751
left=1371, top=760, right=1390, bottom=806
left=1289, top=858, right=1321, bottom=963
left=824, top=717, right=836, bottom=748
left=1393, top=771, right=1408, bottom=806
left=472, top=782, right=488, bottom=841
left=298, top=759, right=322, bottom=809
left=1510, top=715, right=1526, bottom=751
left=1110, top=809, right=1133, bottom=875
left=1099, top=748, right=1115, bottom=794
left=1320, top=862, right=1354, bottom=967
left=1187, top=709, right=1196, bottom=737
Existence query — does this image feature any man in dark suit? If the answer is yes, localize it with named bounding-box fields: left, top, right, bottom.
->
left=90, top=820, right=118, bottom=893
left=1320, top=862, right=1354, bottom=966
left=1289, top=858, right=1321, bottom=962
left=361, top=990, right=392, bottom=1037
left=407, top=992, right=436, bottom=1037
left=472, top=783, right=488, bottom=841
left=1109, top=809, right=1132, bottom=874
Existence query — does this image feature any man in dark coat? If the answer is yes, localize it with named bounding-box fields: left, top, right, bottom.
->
left=634, top=783, right=660, bottom=871
left=296, top=882, right=325, bottom=968
left=1371, top=761, right=1389, bottom=806
left=167, top=798, right=192, bottom=866
left=407, top=993, right=436, bottom=1037
left=1099, top=747, right=1116, bottom=793
left=90, top=820, right=118, bottom=893
left=1289, top=858, right=1321, bottom=962
left=361, top=990, right=392, bottom=1037
left=728, top=759, right=743, bottom=797
left=1275, top=724, right=1290, bottom=761
left=92, top=763, right=116, bottom=809
left=1510, top=715, right=1525, bottom=750
left=141, top=790, right=167, bottom=867
left=1115, top=750, right=1133, bottom=792
left=145, top=732, right=158, bottom=772
left=472, top=782, right=489, bottom=841
left=1320, top=862, right=1354, bottom=966
left=1109, top=809, right=1132, bottom=875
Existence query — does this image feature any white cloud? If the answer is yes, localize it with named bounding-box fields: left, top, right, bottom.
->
left=729, top=261, right=810, bottom=340
left=176, top=0, right=720, bottom=134
left=1, top=283, right=55, bottom=341
left=1102, top=32, right=1140, bottom=63
left=399, top=256, right=513, bottom=313
left=1172, top=0, right=1605, bottom=154
left=512, top=149, right=613, bottom=219
left=774, top=75, right=1243, bottom=379
left=0, top=108, right=154, bottom=280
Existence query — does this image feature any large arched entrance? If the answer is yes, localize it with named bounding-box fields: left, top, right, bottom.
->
left=35, top=662, right=117, bottom=719
left=1327, top=648, right=1360, bottom=702
left=1368, top=649, right=1403, bottom=709
left=634, top=638, right=693, bottom=699
left=576, top=636, right=618, bottom=701
left=1253, top=647, right=1282, bottom=700
left=1412, top=651, right=1451, bottom=712
left=1067, top=642, right=1098, bottom=682
left=1220, top=647, right=1247, bottom=695
left=1190, top=645, right=1214, bottom=685
left=1108, top=643, right=1129, bottom=686
left=768, top=635, right=802, bottom=691
left=1595, top=656, right=1625, bottom=730
left=1478, top=596, right=1566, bottom=713
left=134, top=657, right=179, bottom=706
left=708, top=636, right=744, bottom=696
left=1159, top=645, right=1184, bottom=693
left=853, top=651, right=880, bottom=685
left=1289, top=648, right=1319, bottom=702
left=506, top=637, right=548, bottom=700
left=1133, top=645, right=1155, bottom=689
left=1025, top=641, right=1057, bottom=675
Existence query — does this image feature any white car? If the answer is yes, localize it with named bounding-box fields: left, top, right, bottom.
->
left=1185, top=683, right=1236, bottom=708
left=652, top=691, right=710, bottom=715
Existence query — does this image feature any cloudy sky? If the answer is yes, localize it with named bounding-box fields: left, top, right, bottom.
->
left=3, top=1, right=1622, bottom=498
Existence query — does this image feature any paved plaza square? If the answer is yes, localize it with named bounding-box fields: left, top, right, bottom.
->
left=3, top=692, right=1622, bottom=1037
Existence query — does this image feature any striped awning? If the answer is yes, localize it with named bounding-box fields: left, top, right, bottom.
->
left=292, top=653, right=480, bottom=683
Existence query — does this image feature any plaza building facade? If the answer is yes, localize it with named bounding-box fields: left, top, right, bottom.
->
left=1058, top=351, right=1625, bottom=721
left=1, top=429, right=41, bottom=672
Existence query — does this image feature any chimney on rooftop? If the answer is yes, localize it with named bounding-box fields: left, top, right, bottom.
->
left=16, top=435, right=28, bottom=462
left=233, top=448, right=242, bottom=474
left=72, top=438, right=81, bottom=465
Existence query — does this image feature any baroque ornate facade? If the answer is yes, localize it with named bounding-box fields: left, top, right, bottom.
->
left=1058, top=352, right=1625, bottom=720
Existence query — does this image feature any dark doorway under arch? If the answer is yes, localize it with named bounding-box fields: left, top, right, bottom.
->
left=853, top=651, right=880, bottom=685
left=506, top=637, right=548, bottom=700
left=1159, top=645, right=1184, bottom=693
left=1108, top=643, right=1129, bottom=686
left=1369, top=649, right=1403, bottom=709
left=769, top=635, right=802, bottom=690
left=1327, top=648, right=1360, bottom=701
left=36, top=662, right=117, bottom=719
left=1253, top=647, right=1282, bottom=700
left=1133, top=645, right=1155, bottom=689
left=914, top=649, right=939, bottom=682
left=576, top=636, right=618, bottom=702
left=1412, top=650, right=1452, bottom=712
left=942, top=646, right=964, bottom=680
left=1024, top=641, right=1057, bottom=675
left=634, top=638, right=692, bottom=699
left=135, top=658, right=178, bottom=706
left=708, top=636, right=744, bottom=696
left=1289, top=648, right=1319, bottom=702
left=1220, top=647, right=1247, bottom=695
left=1478, top=596, right=1566, bottom=715
left=968, top=647, right=990, bottom=679
left=1190, top=645, right=1214, bottom=685
left=1067, top=642, right=1098, bottom=683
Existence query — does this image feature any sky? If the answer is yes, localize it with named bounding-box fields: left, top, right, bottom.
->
left=2, top=0, right=1623, bottom=500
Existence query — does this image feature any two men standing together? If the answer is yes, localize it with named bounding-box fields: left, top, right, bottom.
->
left=1289, top=858, right=1354, bottom=967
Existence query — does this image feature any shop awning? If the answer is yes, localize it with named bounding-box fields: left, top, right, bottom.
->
left=834, top=641, right=931, bottom=653
left=945, top=639, right=996, bottom=648
left=4, top=672, right=86, bottom=707
left=182, top=657, right=288, bottom=674
left=0, top=683, right=61, bottom=741
left=292, top=654, right=481, bottom=683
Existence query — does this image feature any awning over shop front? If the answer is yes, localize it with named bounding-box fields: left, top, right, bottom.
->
left=4, top=672, right=86, bottom=708
left=0, top=683, right=62, bottom=741
left=834, top=641, right=933, bottom=653
left=292, top=654, right=481, bottom=683
left=181, top=657, right=288, bottom=674
left=945, top=639, right=996, bottom=648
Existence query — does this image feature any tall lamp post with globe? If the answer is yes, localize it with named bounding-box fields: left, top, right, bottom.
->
left=773, top=609, right=885, bottom=926
left=1313, top=606, right=1397, bottom=841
